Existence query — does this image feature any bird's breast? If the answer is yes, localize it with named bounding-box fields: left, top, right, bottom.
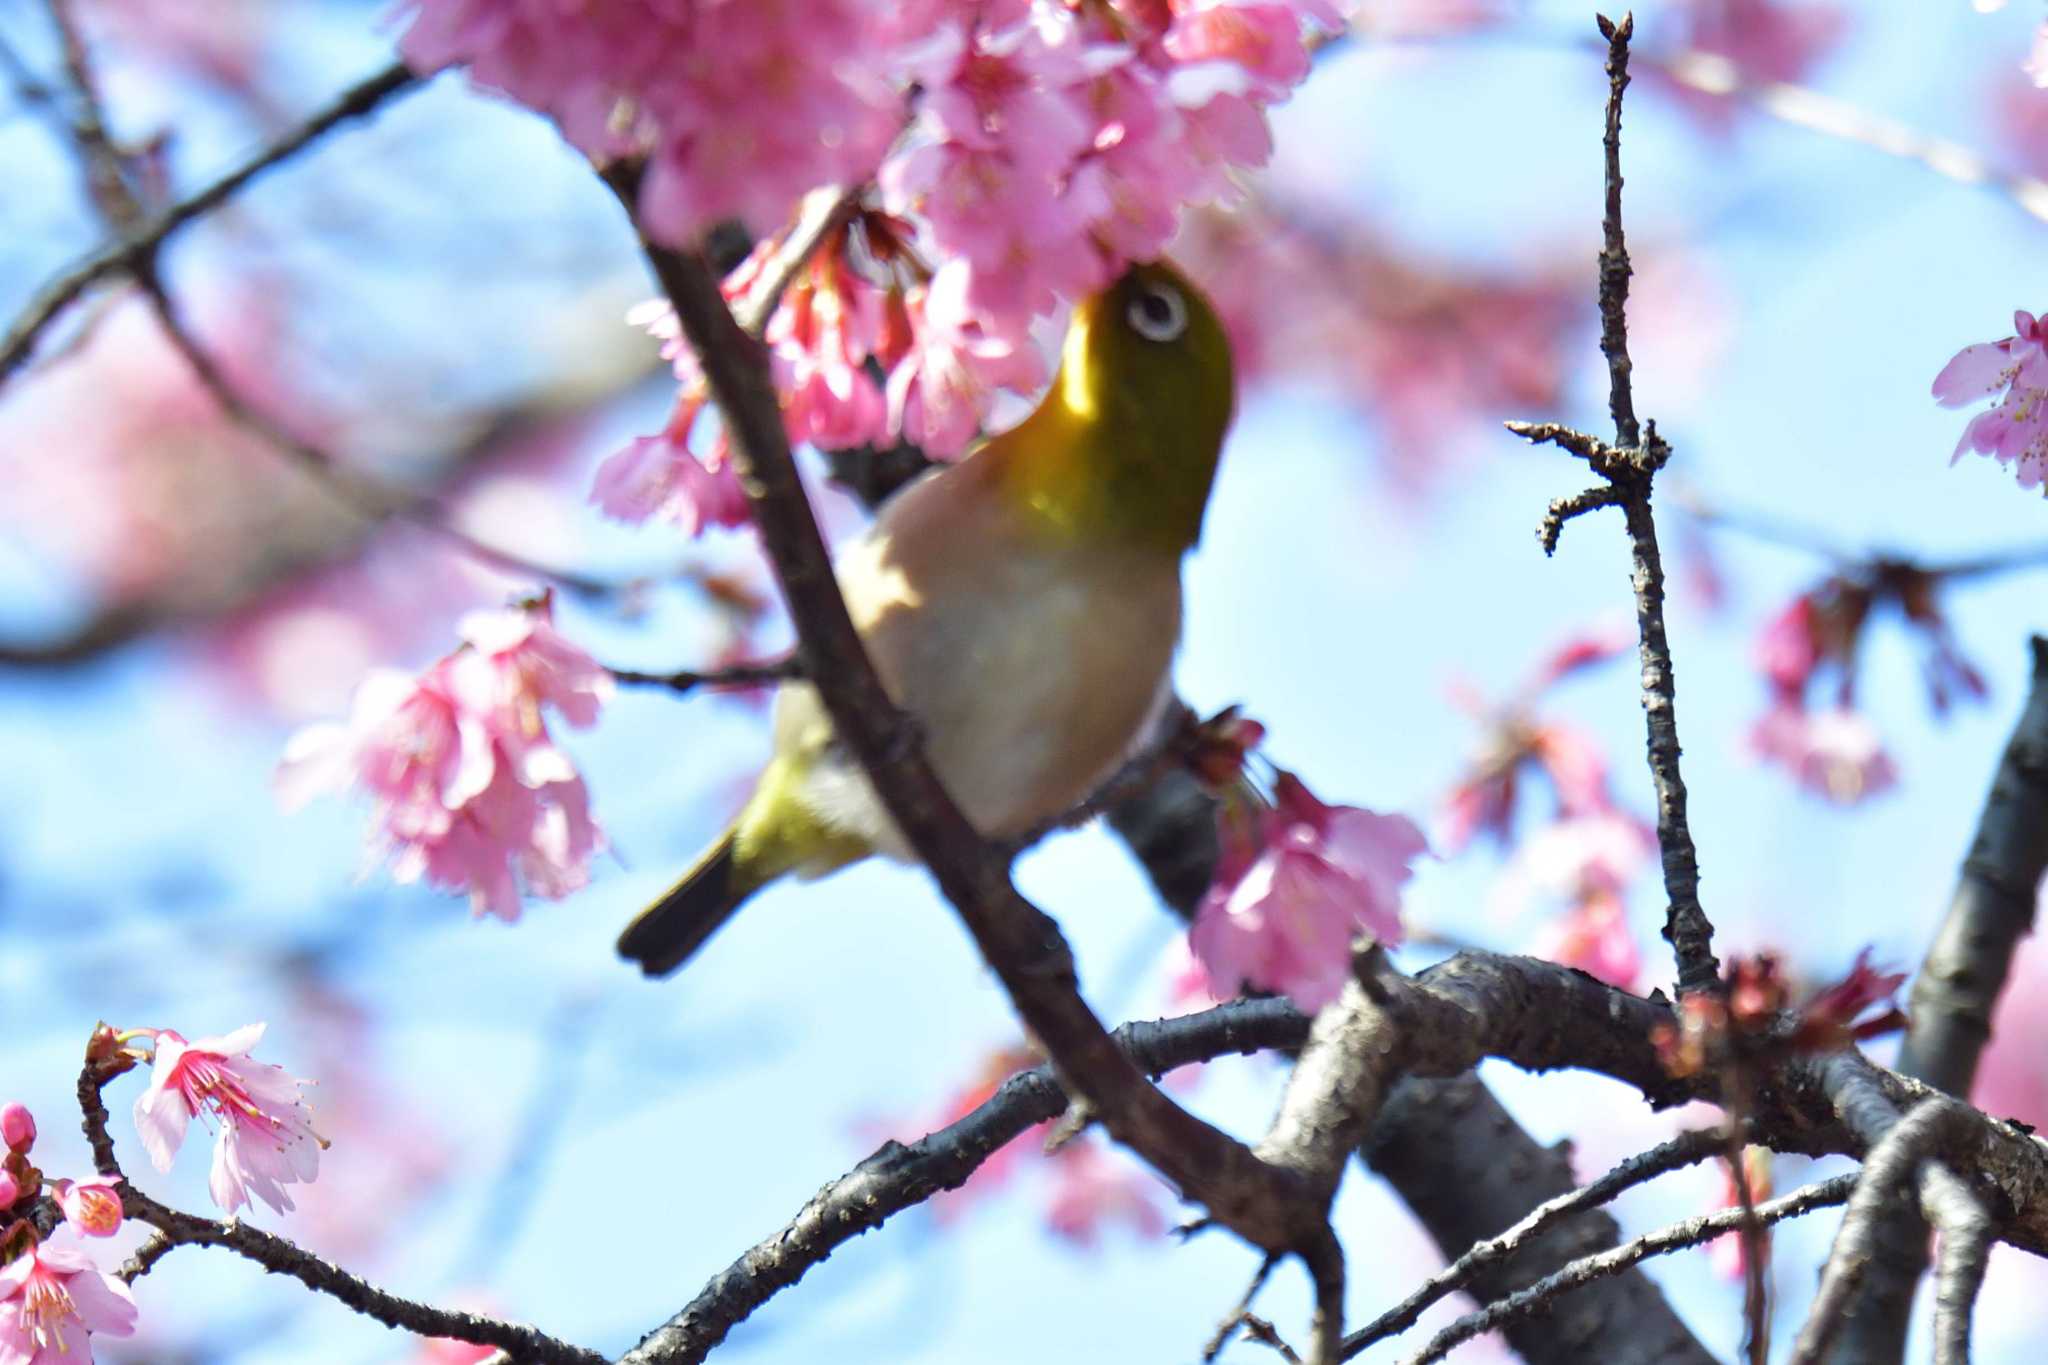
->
left=783, top=470, right=1183, bottom=856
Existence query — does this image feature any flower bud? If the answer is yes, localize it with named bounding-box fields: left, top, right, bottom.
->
left=0, top=1104, right=33, bottom=1154
left=0, top=1171, right=17, bottom=1208
left=56, top=1176, right=124, bottom=1237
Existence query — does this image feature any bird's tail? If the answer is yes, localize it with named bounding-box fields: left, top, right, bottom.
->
left=616, top=828, right=759, bottom=977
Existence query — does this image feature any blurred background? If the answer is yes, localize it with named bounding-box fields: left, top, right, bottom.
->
left=5, top=0, right=2048, bottom=1359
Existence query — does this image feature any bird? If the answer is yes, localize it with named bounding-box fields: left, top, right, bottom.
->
left=617, top=259, right=1235, bottom=977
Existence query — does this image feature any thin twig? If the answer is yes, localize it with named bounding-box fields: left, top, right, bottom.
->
left=1396, top=1174, right=1856, bottom=1365
left=617, top=998, right=1313, bottom=1365
left=609, top=658, right=802, bottom=695
left=1512, top=13, right=1718, bottom=996
left=42, top=0, right=144, bottom=232
left=74, top=1053, right=601, bottom=1363
left=116, top=1230, right=178, bottom=1284
left=1340, top=1126, right=1724, bottom=1357
left=1, top=60, right=422, bottom=386
left=136, top=271, right=624, bottom=599
left=1206, top=1254, right=1283, bottom=1362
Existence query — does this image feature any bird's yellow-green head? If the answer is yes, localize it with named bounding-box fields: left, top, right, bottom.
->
left=1000, top=260, right=1236, bottom=554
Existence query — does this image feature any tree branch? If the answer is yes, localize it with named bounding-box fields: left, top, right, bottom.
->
left=1394, top=1173, right=1856, bottom=1365
left=1510, top=13, right=1717, bottom=996
left=1344, top=1125, right=1725, bottom=1355
left=619, top=997, right=1310, bottom=1363
left=609, top=658, right=803, bottom=696
left=1, top=60, right=422, bottom=387
left=1825, top=636, right=2048, bottom=1359
left=74, top=1052, right=600, bottom=1363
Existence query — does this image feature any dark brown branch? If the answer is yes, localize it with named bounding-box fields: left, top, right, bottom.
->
left=1343, top=1125, right=1724, bottom=1356
left=1539, top=484, right=1624, bottom=555
left=617, top=998, right=1312, bottom=1364
left=1509, top=13, right=1717, bottom=997
left=116, top=1229, right=178, bottom=1284
left=1398, top=1173, right=1856, bottom=1365
left=75, top=1054, right=601, bottom=1363
left=608, top=658, right=803, bottom=695
left=1828, top=636, right=2048, bottom=1358
left=0, top=61, right=422, bottom=386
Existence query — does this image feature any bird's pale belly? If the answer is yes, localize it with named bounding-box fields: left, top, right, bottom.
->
left=782, top=543, right=1182, bottom=863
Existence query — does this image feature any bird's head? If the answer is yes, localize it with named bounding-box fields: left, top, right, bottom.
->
left=1009, top=260, right=1236, bottom=553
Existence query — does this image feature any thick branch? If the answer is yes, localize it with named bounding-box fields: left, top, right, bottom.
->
left=1, top=61, right=421, bottom=386
left=1828, top=636, right=2048, bottom=1359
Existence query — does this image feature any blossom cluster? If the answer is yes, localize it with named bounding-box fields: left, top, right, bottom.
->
left=1934, top=308, right=2048, bottom=493
left=1442, top=626, right=1648, bottom=989
left=277, top=595, right=611, bottom=921
left=0, top=1103, right=137, bottom=1365
left=408, top=1, right=1352, bottom=529
left=1747, top=562, right=1983, bottom=803
left=1188, top=763, right=1429, bottom=1012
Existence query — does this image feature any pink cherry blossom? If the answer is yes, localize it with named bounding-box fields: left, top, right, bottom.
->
left=1750, top=703, right=1898, bottom=804
left=133, top=1025, right=322, bottom=1216
left=277, top=597, right=609, bottom=921
left=1043, top=1139, right=1168, bottom=1247
left=1934, top=309, right=2048, bottom=492
left=590, top=422, right=750, bottom=537
left=885, top=262, right=1048, bottom=457
left=0, top=1106, right=32, bottom=1154
left=399, top=0, right=903, bottom=242
left=0, top=1235, right=138, bottom=1365
left=0, top=1174, right=17, bottom=1210
left=52, top=1179, right=123, bottom=1239
left=1531, top=890, right=1642, bottom=990
left=1190, top=771, right=1429, bottom=1010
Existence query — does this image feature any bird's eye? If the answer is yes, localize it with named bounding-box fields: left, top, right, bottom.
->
left=1126, top=282, right=1188, bottom=343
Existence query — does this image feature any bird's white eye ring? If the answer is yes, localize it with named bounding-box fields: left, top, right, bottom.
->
left=1126, top=283, right=1188, bottom=342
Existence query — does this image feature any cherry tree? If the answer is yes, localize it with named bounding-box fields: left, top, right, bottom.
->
left=5, top=2, right=2048, bottom=1363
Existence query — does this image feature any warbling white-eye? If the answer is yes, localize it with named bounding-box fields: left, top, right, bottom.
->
left=618, top=259, right=1235, bottom=975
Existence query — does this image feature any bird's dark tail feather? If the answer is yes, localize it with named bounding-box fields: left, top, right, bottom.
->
left=617, top=829, right=754, bottom=977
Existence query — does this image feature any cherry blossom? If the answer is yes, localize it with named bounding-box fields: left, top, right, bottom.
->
left=398, top=0, right=903, bottom=242
left=1190, top=771, right=1429, bottom=1010
left=1750, top=702, right=1898, bottom=804
left=1043, top=1139, right=1168, bottom=1247
left=133, top=1024, right=323, bottom=1216
left=277, top=596, right=610, bottom=921
left=0, top=1175, right=17, bottom=1210
left=0, top=1235, right=138, bottom=1365
left=0, top=1107, right=32, bottom=1155
left=1503, top=814, right=1653, bottom=989
left=589, top=397, right=750, bottom=537
left=1439, top=625, right=1630, bottom=851
left=51, top=1179, right=123, bottom=1239
left=1934, top=308, right=2048, bottom=492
